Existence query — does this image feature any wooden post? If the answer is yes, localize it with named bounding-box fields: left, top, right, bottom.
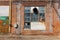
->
left=9, top=0, right=12, bottom=33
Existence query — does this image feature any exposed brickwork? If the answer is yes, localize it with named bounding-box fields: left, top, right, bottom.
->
left=0, top=0, right=60, bottom=35
left=11, top=2, right=60, bottom=35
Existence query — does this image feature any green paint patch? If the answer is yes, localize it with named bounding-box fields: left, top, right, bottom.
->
left=0, top=16, right=9, bottom=20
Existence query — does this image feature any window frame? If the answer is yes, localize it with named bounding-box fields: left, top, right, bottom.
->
left=24, top=6, right=45, bottom=29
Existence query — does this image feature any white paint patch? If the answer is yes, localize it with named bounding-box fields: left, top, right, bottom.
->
left=0, top=6, right=9, bottom=16
left=31, top=22, right=46, bottom=30
left=31, top=7, right=39, bottom=13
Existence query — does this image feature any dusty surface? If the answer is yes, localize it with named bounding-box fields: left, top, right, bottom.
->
left=0, top=35, right=60, bottom=40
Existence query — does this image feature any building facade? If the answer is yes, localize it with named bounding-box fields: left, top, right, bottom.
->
left=0, top=0, right=60, bottom=35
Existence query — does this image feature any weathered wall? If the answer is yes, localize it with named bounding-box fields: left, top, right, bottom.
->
left=11, top=2, right=60, bottom=35
left=11, top=3, right=17, bottom=34
left=0, top=1, right=9, bottom=33
left=52, top=3, right=60, bottom=35
left=0, top=0, right=60, bottom=35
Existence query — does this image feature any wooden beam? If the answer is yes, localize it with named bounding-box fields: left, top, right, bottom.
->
left=22, top=1, right=46, bottom=6
left=9, top=0, right=12, bottom=33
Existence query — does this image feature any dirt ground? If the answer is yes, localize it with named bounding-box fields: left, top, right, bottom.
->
left=0, top=35, right=60, bottom=40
